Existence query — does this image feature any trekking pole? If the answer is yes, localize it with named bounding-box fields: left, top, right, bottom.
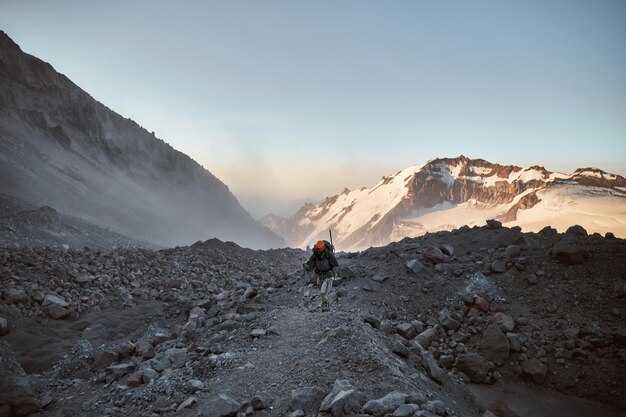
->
left=329, top=229, right=333, bottom=251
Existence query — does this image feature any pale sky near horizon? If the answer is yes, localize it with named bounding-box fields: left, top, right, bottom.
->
left=2, top=1, right=625, bottom=213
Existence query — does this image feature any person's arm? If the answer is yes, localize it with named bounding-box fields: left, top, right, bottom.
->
left=303, top=254, right=315, bottom=271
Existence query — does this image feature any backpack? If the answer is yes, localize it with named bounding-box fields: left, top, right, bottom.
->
left=322, top=240, right=334, bottom=254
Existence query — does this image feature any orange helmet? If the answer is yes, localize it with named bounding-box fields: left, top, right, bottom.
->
left=313, top=240, right=325, bottom=252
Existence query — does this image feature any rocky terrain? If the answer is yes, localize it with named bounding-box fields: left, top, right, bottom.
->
left=1, top=221, right=625, bottom=417
left=0, top=194, right=157, bottom=251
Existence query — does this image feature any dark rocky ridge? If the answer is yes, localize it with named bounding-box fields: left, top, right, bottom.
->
left=0, top=31, right=284, bottom=249
left=0, top=222, right=624, bottom=417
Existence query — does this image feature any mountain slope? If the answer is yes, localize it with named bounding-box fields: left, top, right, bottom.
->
left=0, top=31, right=284, bottom=249
left=265, top=156, right=626, bottom=251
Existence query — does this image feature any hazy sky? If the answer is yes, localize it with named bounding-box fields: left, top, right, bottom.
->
left=2, top=1, right=625, bottom=213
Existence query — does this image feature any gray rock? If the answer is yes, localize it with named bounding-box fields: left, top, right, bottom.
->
left=506, top=333, right=521, bottom=351
left=361, top=280, right=382, bottom=292
left=393, top=403, right=421, bottom=417
left=415, top=328, right=438, bottom=349
left=406, top=259, right=424, bottom=274
left=198, top=394, right=241, bottom=417
left=0, top=342, right=41, bottom=416
left=176, top=396, right=198, bottom=412
left=480, top=324, right=510, bottom=365
left=521, top=359, right=547, bottom=383
left=438, top=309, right=461, bottom=331
left=187, top=379, right=205, bottom=393
left=320, top=379, right=365, bottom=417
left=491, top=312, right=515, bottom=332
left=0, top=317, right=8, bottom=336
left=362, top=391, right=408, bottom=416
left=291, top=386, right=325, bottom=415
left=566, top=224, right=588, bottom=237
left=81, top=323, right=109, bottom=340
left=457, top=353, right=490, bottom=383
left=423, top=246, right=446, bottom=264
left=421, top=350, right=448, bottom=384
left=396, top=323, right=417, bottom=340
left=486, top=219, right=502, bottom=229
left=505, top=245, right=521, bottom=258
left=491, top=260, right=507, bottom=273
left=550, top=239, right=590, bottom=265
left=5, top=289, right=29, bottom=305
left=440, top=244, right=454, bottom=256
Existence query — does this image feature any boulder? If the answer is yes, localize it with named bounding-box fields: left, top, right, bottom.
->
left=521, top=359, right=547, bottom=383
left=457, top=353, right=490, bottom=383
left=480, top=324, right=510, bottom=366
left=198, top=394, right=241, bottom=417
left=406, top=259, right=424, bottom=274
left=0, top=342, right=41, bottom=416
left=486, top=219, right=502, bottom=229
left=291, top=386, right=325, bottom=415
left=5, top=289, right=29, bottom=305
left=423, top=246, right=446, bottom=264
left=320, top=379, right=365, bottom=417
left=504, top=245, right=521, bottom=258
left=415, top=328, right=438, bottom=349
left=491, top=312, right=515, bottom=332
left=491, top=260, right=507, bottom=273
left=396, top=323, right=417, bottom=340
left=362, top=391, right=408, bottom=416
left=440, top=244, right=454, bottom=256
left=438, top=309, right=461, bottom=331
left=565, top=224, right=588, bottom=237
left=0, top=317, right=8, bottom=336
left=550, top=240, right=590, bottom=265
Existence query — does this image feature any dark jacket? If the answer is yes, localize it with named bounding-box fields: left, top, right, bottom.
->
left=305, top=250, right=339, bottom=275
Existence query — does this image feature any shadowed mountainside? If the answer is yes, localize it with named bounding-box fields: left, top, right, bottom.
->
left=0, top=31, right=284, bottom=249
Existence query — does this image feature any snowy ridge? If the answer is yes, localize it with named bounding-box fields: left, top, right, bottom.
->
left=264, top=156, right=626, bottom=251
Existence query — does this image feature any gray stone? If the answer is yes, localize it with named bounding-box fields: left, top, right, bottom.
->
left=457, top=353, right=490, bottom=383
left=438, top=309, right=461, bottom=331
left=491, top=312, right=515, bottom=332
left=440, top=244, right=454, bottom=256
left=320, top=379, right=365, bottom=417
left=251, top=329, right=266, bottom=337
left=393, top=403, right=421, bottom=417
left=406, top=259, right=424, bottom=274
left=423, top=246, right=446, bottom=264
left=0, top=342, right=41, bottom=416
left=142, top=367, right=159, bottom=383
left=396, top=323, right=417, bottom=340
left=198, top=394, right=241, bottom=417
left=362, top=391, right=408, bottom=416
left=176, top=396, right=198, bottom=412
left=486, top=219, right=502, bottom=229
left=522, top=359, right=547, bottom=383
left=506, top=333, right=521, bottom=351
left=421, top=350, right=448, bottom=384
left=505, top=245, right=521, bottom=258
left=491, top=260, right=507, bottom=273
left=566, top=224, right=588, bottom=237
left=291, top=386, right=325, bottom=415
left=0, top=317, right=8, bottom=336
left=480, top=324, right=510, bottom=366
left=5, top=289, right=29, bottom=305
left=415, top=328, right=438, bottom=349
left=187, top=379, right=204, bottom=393
left=550, top=239, right=590, bottom=265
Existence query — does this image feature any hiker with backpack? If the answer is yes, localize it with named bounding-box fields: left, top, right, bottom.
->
left=303, top=239, right=339, bottom=311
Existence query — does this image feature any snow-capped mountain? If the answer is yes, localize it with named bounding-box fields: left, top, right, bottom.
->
left=0, top=31, right=284, bottom=249
left=263, top=156, right=626, bottom=251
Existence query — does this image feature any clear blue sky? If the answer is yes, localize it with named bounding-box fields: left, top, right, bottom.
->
left=2, top=0, right=625, bottom=207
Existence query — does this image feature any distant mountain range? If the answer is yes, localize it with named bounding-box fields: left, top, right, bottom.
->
left=0, top=31, right=284, bottom=249
left=261, top=155, right=626, bottom=251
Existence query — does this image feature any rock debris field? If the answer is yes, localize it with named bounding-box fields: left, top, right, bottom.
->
left=1, top=221, right=625, bottom=417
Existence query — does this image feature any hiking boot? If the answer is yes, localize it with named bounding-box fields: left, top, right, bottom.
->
left=320, top=300, right=330, bottom=312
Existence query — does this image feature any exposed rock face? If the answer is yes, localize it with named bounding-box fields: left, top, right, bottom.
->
left=263, top=155, right=626, bottom=251
left=0, top=31, right=284, bottom=249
